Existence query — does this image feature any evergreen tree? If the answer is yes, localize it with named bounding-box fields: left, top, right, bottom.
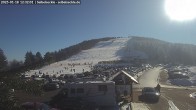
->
left=35, top=52, right=43, bottom=63
left=44, top=52, right=54, bottom=64
left=9, top=59, right=23, bottom=69
left=0, top=48, right=7, bottom=70
left=24, top=51, right=35, bottom=66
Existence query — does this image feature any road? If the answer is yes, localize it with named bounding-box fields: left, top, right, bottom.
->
left=137, top=67, right=161, bottom=88
left=132, top=67, right=188, bottom=110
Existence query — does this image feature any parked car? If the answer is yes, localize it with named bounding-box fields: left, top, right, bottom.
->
left=43, top=83, right=60, bottom=91
left=141, top=87, right=160, bottom=102
left=190, top=92, right=196, bottom=99
left=20, top=102, right=58, bottom=110
left=20, top=102, right=50, bottom=110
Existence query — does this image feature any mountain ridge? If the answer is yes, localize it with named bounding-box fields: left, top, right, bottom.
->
left=127, top=36, right=196, bottom=65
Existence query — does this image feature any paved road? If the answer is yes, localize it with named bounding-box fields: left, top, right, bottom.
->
left=132, top=67, right=181, bottom=110
left=132, top=67, right=196, bottom=110
left=137, top=67, right=162, bottom=88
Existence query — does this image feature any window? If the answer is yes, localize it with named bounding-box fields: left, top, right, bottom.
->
left=77, top=88, right=84, bottom=93
left=98, top=85, right=107, bottom=92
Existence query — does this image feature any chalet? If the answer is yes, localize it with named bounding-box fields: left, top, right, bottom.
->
left=109, top=70, right=139, bottom=101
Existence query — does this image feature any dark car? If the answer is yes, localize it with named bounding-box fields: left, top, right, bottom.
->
left=43, top=83, right=60, bottom=91
left=142, top=87, right=160, bottom=102
left=20, top=102, right=50, bottom=110
left=20, top=102, right=59, bottom=110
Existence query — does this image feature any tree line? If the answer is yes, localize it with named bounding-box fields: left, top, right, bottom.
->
left=128, top=37, right=196, bottom=65
left=0, top=37, right=113, bottom=75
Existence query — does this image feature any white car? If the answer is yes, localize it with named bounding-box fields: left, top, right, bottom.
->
left=190, top=92, right=196, bottom=98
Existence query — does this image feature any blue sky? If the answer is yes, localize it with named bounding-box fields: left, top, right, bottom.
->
left=0, top=0, right=196, bottom=61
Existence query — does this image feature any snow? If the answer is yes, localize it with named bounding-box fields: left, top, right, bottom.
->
left=188, top=66, right=196, bottom=72
left=168, top=100, right=179, bottom=110
left=125, top=38, right=148, bottom=59
left=167, top=66, right=196, bottom=87
left=131, top=102, right=150, bottom=110
left=24, top=37, right=147, bottom=77
left=24, top=62, right=93, bottom=77
left=23, top=37, right=150, bottom=77
left=22, top=37, right=150, bottom=78
left=67, top=38, right=129, bottom=63
left=120, top=103, right=131, bottom=110
left=189, top=92, right=196, bottom=98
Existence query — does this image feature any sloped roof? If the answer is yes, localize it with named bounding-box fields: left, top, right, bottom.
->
left=109, top=70, right=139, bottom=84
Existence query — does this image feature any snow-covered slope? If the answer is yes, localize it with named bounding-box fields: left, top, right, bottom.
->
left=67, top=38, right=129, bottom=63
left=24, top=37, right=147, bottom=77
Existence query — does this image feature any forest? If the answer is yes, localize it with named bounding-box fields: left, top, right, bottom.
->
left=128, top=37, right=196, bottom=65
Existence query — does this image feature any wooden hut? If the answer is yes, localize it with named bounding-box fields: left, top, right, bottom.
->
left=109, top=70, right=139, bottom=101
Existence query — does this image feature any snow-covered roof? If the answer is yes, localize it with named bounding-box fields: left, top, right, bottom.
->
left=109, top=70, right=139, bottom=84
left=64, top=80, right=115, bottom=86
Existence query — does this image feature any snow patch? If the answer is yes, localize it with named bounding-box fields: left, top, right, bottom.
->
left=131, top=102, right=150, bottom=110
left=168, top=100, right=179, bottom=110
left=189, top=92, right=196, bottom=98
left=167, top=66, right=196, bottom=87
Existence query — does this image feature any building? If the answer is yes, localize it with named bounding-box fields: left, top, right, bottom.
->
left=62, top=80, right=116, bottom=107
left=61, top=70, right=138, bottom=108
left=109, top=70, right=139, bottom=101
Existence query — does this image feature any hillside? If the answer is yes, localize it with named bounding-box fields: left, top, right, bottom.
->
left=23, top=36, right=196, bottom=77
left=67, top=37, right=129, bottom=63
left=67, top=36, right=196, bottom=65
left=128, top=37, right=196, bottom=65
left=24, top=37, right=131, bottom=77
left=43, top=37, right=114, bottom=63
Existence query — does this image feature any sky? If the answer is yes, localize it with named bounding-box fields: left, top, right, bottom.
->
left=0, top=0, right=196, bottom=61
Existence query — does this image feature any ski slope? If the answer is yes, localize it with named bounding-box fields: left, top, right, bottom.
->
left=23, top=37, right=147, bottom=77
left=67, top=38, right=128, bottom=63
